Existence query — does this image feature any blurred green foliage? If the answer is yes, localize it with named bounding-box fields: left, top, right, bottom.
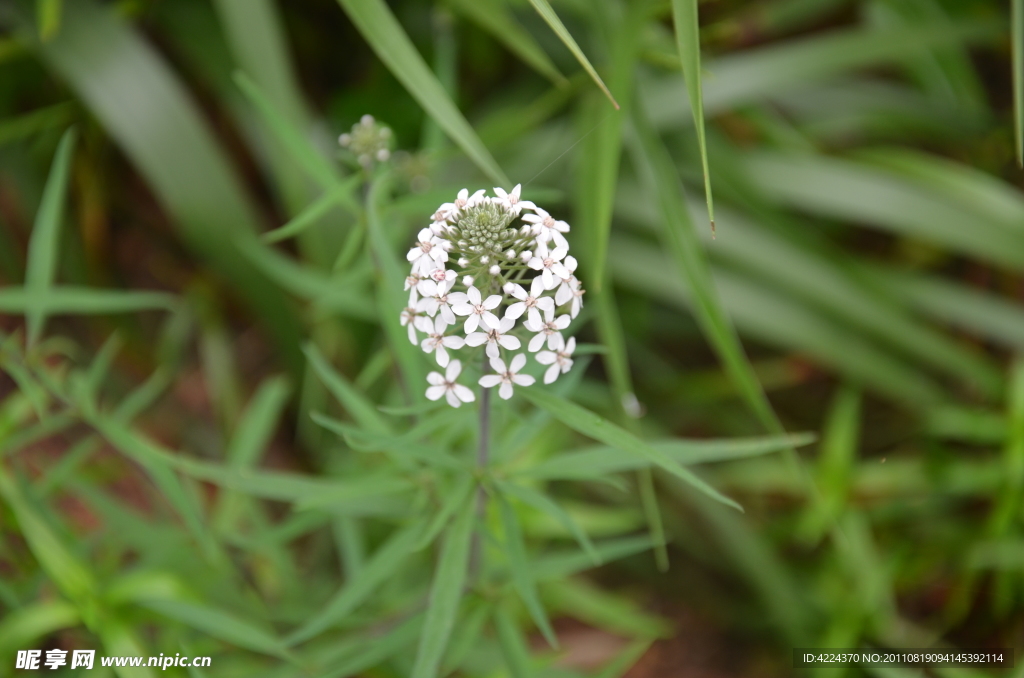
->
left=1, top=0, right=1024, bottom=676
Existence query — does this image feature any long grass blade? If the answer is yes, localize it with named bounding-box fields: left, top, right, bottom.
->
left=671, top=0, right=714, bottom=233
left=411, top=499, right=475, bottom=678
left=525, top=0, right=618, bottom=109
left=336, top=0, right=509, bottom=185
left=522, top=387, right=742, bottom=511
left=24, top=127, right=75, bottom=347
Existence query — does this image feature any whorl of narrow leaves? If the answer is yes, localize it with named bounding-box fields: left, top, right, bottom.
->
left=401, top=185, right=585, bottom=405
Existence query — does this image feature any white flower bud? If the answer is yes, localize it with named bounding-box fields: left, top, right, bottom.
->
left=338, top=133, right=351, bottom=147
left=458, top=257, right=469, bottom=267
left=481, top=255, right=490, bottom=264
left=376, top=149, right=390, bottom=162
left=489, top=265, right=500, bottom=275
left=520, top=250, right=532, bottom=262
left=463, top=275, right=474, bottom=286
left=503, top=282, right=515, bottom=294
left=361, top=114, right=375, bottom=125
left=505, top=249, right=517, bottom=259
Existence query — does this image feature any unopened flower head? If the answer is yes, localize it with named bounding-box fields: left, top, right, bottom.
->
left=339, top=114, right=393, bottom=168
left=402, top=185, right=584, bottom=405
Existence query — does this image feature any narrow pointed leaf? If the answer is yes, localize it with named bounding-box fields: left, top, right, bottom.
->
left=671, top=0, right=714, bottom=232
left=25, top=127, right=75, bottom=347
left=336, top=0, right=509, bottom=185
left=521, top=387, right=742, bottom=511
left=411, top=500, right=476, bottom=678
left=496, top=492, right=558, bottom=648
left=525, top=0, right=618, bottom=109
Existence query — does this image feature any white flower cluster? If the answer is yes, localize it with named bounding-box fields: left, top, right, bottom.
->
left=401, top=185, right=584, bottom=406
left=339, top=114, right=392, bottom=168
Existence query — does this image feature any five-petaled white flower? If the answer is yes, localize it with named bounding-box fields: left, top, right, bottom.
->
left=524, top=307, right=570, bottom=352
left=418, top=277, right=462, bottom=326
left=479, top=354, right=535, bottom=400
left=426, top=360, right=476, bottom=407
left=437, top=188, right=485, bottom=222
left=451, top=286, right=501, bottom=333
left=465, top=316, right=521, bottom=359
left=504, top=277, right=555, bottom=326
left=536, top=337, right=576, bottom=384
left=493, top=184, right=535, bottom=216
left=522, top=207, right=569, bottom=249
left=406, top=228, right=448, bottom=275
left=418, top=315, right=466, bottom=367
left=527, top=242, right=570, bottom=290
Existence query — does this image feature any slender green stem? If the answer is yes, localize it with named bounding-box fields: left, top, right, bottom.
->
left=470, top=356, right=491, bottom=578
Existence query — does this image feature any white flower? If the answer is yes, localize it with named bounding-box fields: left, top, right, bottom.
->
left=465, top=316, right=521, bottom=359
left=555, top=274, right=585, bottom=319
left=504, top=277, right=555, bottom=326
left=400, top=306, right=422, bottom=345
left=406, top=228, right=448, bottom=274
left=451, top=285, right=501, bottom=333
left=416, top=268, right=456, bottom=297
left=527, top=242, right=570, bottom=290
left=522, top=207, right=570, bottom=250
left=536, top=337, right=575, bottom=384
left=417, top=277, right=462, bottom=326
left=419, top=315, right=466, bottom=367
left=493, top=184, right=535, bottom=215
left=479, top=354, right=534, bottom=400
left=437, top=188, right=485, bottom=222
left=524, top=307, right=570, bottom=352
left=426, top=360, right=476, bottom=407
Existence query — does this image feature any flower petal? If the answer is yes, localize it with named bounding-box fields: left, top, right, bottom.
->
left=426, top=385, right=446, bottom=401
left=544, top=364, right=560, bottom=384
left=445, top=390, right=462, bottom=408
left=479, top=375, right=502, bottom=388
left=427, top=371, right=445, bottom=385
left=510, top=353, right=527, bottom=373
left=513, top=374, right=535, bottom=387
left=464, top=332, right=488, bottom=347
left=499, top=382, right=514, bottom=400
left=536, top=350, right=556, bottom=365
left=453, top=384, right=476, bottom=403
left=445, top=359, right=462, bottom=381
left=505, top=302, right=526, bottom=320
left=499, top=335, right=521, bottom=351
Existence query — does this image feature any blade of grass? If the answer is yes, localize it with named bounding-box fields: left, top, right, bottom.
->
left=286, top=521, right=423, bottom=645
left=411, top=499, right=476, bottom=678
left=525, top=0, right=618, bottom=109
left=444, top=0, right=565, bottom=86
left=304, top=343, right=391, bottom=435
left=24, top=127, right=74, bottom=347
left=0, top=599, right=79, bottom=656
left=671, top=0, right=714, bottom=233
left=496, top=492, right=558, bottom=648
left=518, top=433, right=816, bottom=481
left=497, top=480, right=599, bottom=565
left=336, top=0, right=509, bottom=186
left=493, top=604, right=533, bottom=678
left=521, top=387, right=742, bottom=511
left=36, top=0, right=62, bottom=41
left=0, top=287, right=176, bottom=315
left=141, top=599, right=293, bottom=660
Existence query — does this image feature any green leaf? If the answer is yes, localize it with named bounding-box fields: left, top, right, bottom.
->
left=141, top=599, right=293, bottom=660
left=225, top=375, right=290, bottom=468
left=525, top=0, right=618, bottom=109
left=0, top=287, right=176, bottom=316
left=234, top=71, right=341, bottom=190
left=496, top=492, right=558, bottom=648
left=24, top=127, right=75, bottom=347
left=0, top=468, right=97, bottom=610
left=304, top=343, right=391, bottom=435
left=37, top=0, right=62, bottom=41
left=336, top=0, right=509, bottom=186
left=493, top=604, right=533, bottom=678
left=286, top=521, right=423, bottom=645
left=518, top=433, right=816, bottom=481
left=533, top=535, right=655, bottom=581
left=415, top=474, right=475, bottom=550
left=444, top=0, right=565, bottom=86
left=522, top=387, right=742, bottom=511
left=0, top=599, right=78, bottom=656
left=497, top=480, right=599, bottom=565
left=262, top=180, right=359, bottom=243
left=671, top=0, right=714, bottom=232
left=411, top=499, right=476, bottom=678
